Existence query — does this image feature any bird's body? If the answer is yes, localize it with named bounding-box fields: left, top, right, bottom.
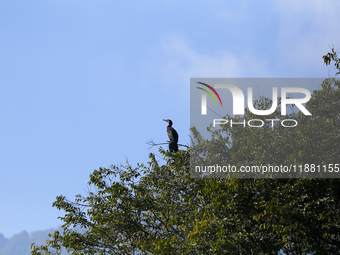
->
left=166, top=125, right=178, bottom=144
left=163, top=119, right=179, bottom=152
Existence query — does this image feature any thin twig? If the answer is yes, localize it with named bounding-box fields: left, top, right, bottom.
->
left=147, top=139, right=189, bottom=149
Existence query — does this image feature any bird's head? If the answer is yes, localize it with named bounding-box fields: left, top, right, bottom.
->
left=163, top=119, right=173, bottom=126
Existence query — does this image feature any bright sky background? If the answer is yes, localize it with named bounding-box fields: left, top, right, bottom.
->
left=1, top=0, right=339, bottom=238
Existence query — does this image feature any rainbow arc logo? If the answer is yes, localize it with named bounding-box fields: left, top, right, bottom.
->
left=196, top=82, right=223, bottom=106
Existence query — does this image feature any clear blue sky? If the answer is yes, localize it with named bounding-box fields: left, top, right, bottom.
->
left=0, top=0, right=339, bottom=238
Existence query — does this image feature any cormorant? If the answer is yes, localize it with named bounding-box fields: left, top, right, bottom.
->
left=163, top=119, right=179, bottom=152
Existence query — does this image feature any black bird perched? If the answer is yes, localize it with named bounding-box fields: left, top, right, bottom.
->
left=163, top=119, right=179, bottom=152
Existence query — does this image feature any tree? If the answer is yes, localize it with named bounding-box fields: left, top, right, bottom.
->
left=31, top=150, right=200, bottom=254
left=188, top=77, right=340, bottom=254
left=32, top=53, right=340, bottom=254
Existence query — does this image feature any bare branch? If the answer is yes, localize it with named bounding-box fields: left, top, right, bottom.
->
left=147, top=139, right=189, bottom=149
left=147, top=139, right=168, bottom=149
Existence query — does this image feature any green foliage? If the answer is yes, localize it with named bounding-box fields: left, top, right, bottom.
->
left=31, top=149, right=340, bottom=254
left=188, top=78, right=340, bottom=254
left=31, top=149, right=199, bottom=254
left=32, top=55, right=340, bottom=254
left=323, top=47, right=340, bottom=75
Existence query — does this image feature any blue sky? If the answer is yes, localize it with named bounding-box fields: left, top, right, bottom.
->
left=0, top=0, right=339, bottom=238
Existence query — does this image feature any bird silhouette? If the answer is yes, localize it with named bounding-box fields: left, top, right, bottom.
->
left=163, top=119, right=179, bottom=152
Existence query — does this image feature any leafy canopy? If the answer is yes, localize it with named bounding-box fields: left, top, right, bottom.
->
left=32, top=49, right=340, bottom=254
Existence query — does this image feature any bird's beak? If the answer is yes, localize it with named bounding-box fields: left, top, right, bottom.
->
left=162, top=119, right=168, bottom=123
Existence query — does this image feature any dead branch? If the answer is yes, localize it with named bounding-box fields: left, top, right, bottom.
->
left=147, top=139, right=189, bottom=150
